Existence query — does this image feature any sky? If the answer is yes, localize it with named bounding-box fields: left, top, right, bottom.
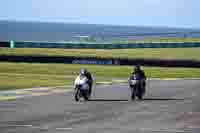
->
left=1, top=0, right=200, bottom=28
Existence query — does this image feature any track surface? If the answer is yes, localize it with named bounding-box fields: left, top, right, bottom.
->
left=0, top=80, right=200, bottom=133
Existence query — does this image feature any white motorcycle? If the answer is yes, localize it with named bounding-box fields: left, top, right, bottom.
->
left=129, top=74, right=145, bottom=100
left=74, top=75, right=90, bottom=101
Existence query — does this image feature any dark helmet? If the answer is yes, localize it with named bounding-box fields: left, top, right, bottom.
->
left=80, top=68, right=87, bottom=75
left=134, top=65, right=141, bottom=72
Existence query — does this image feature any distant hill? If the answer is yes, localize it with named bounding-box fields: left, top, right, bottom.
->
left=0, top=20, right=200, bottom=42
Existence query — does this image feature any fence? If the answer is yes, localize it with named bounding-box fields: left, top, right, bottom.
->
left=1, top=41, right=200, bottom=49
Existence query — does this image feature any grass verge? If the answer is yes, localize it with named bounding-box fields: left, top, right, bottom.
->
left=127, top=38, right=200, bottom=43
left=0, top=47, right=200, bottom=60
left=0, top=62, right=200, bottom=90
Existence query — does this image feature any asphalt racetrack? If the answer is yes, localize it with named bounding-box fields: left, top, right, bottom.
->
left=0, top=80, right=200, bottom=133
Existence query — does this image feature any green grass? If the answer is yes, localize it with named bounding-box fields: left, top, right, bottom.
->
left=1, top=46, right=200, bottom=90
left=1, top=47, right=200, bottom=60
left=127, top=38, right=200, bottom=43
left=0, top=62, right=200, bottom=90
left=70, top=38, right=200, bottom=44
left=0, top=73, right=72, bottom=90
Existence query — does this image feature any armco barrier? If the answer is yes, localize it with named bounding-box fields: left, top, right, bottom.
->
left=0, top=41, right=10, bottom=47
left=0, top=55, right=114, bottom=65
left=0, top=55, right=200, bottom=68
left=1, top=41, right=200, bottom=49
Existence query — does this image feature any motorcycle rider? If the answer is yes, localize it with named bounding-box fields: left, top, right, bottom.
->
left=130, top=65, right=146, bottom=90
left=80, top=68, right=93, bottom=96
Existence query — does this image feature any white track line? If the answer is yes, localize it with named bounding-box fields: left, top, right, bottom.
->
left=0, top=124, right=187, bottom=132
left=55, top=127, right=73, bottom=131
left=0, top=124, right=73, bottom=131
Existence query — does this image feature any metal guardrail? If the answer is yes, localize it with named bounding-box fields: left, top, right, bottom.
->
left=1, top=41, right=200, bottom=49
left=0, top=55, right=200, bottom=68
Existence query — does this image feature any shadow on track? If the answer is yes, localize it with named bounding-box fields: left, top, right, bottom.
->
left=88, top=98, right=185, bottom=102
left=89, top=99, right=128, bottom=102
left=142, top=98, right=185, bottom=101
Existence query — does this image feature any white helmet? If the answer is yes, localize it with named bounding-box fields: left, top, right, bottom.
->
left=80, top=69, right=87, bottom=75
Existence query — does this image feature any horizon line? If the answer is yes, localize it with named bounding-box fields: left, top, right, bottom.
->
left=1, top=19, right=199, bottom=30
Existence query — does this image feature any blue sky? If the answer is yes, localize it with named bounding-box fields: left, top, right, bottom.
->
left=1, top=0, right=200, bottom=28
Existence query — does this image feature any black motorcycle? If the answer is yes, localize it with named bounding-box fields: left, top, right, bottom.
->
left=128, top=74, right=145, bottom=100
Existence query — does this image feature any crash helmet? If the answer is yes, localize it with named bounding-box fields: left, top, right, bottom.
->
left=134, top=65, right=141, bottom=72
left=80, top=68, right=87, bottom=75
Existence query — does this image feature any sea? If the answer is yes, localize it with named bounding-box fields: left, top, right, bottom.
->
left=0, top=20, right=200, bottom=42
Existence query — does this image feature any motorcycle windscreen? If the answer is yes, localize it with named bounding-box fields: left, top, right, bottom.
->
left=80, top=84, right=89, bottom=90
left=134, top=73, right=141, bottom=80
left=79, top=77, right=87, bottom=85
left=130, top=80, right=137, bottom=85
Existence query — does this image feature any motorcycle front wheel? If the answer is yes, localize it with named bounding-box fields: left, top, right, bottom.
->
left=83, top=90, right=89, bottom=101
left=137, top=86, right=145, bottom=100
left=131, top=87, right=136, bottom=100
left=137, top=93, right=143, bottom=100
left=74, top=89, right=80, bottom=102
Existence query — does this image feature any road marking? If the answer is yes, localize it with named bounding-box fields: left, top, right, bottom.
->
left=162, top=78, right=179, bottom=80
left=0, top=124, right=73, bottom=131
left=0, top=96, right=19, bottom=101
left=0, top=87, right=73, bottom=101
left=0, top=124, right=33, bottom=127
left=96, top=81, right=112, bottom=84
left=55, top=127, right=73, bottom=130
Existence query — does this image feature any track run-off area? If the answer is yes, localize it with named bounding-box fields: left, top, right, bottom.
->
left=0, top=80, right=200, bottom=133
